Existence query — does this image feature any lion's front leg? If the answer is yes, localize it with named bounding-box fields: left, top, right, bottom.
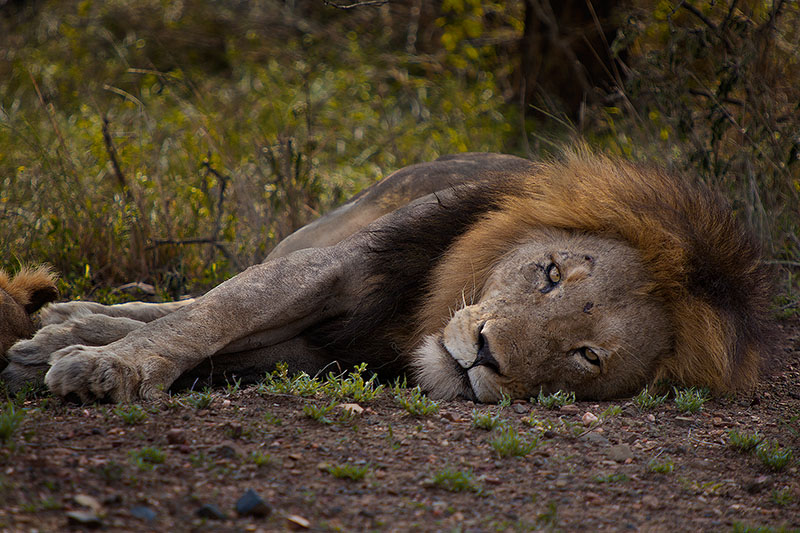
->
left=42, top=246, right=358, bottom=402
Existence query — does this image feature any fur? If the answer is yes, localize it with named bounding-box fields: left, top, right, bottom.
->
left=419, top=149, right=770, bottom=393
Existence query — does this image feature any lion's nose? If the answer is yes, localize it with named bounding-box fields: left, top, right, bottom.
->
left=469, top=330, right=500, bottom=373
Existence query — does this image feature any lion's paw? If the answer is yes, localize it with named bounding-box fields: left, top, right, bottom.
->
left=45, top=345, right=172, bottom=403
left=40, top=301, right=106, bottom=327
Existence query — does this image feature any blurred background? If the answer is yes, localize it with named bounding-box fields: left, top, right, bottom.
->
left=0, top=0, right=797, bottom=312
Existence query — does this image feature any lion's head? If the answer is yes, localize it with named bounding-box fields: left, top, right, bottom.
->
left=0, top=266, right=58, bottom=370
left=411, top=150, right=770, bottom=401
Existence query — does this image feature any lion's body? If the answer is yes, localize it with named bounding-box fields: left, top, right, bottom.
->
left=1, top=151, right=770, bottom=402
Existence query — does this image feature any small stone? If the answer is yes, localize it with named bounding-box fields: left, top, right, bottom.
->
left=236, top=489, right=271, bottom=517
left=221, top=399, right=231, bottom=408
left=559, top=404, right=580, bottom=414
left=130, top=506, right=157, bottom=522
left=440, top=411, right=462, bottom=422
left=287, top=514, right=311, bottom=529
left=166, top=428, right=186, bottom=445
left=645, top=414, right=656, bottom=422
left=582, top=412, right=599, bottom=426
left=554, top=475, right=569, bottom=488
left=744, top=475, right=771, bottom=494
left=512, top=403, right=529, bottom=414
left=642, top=495, right=660, bottom=509
left=210, top=444, right=237, bottom=459
left=607, top=444, right=635, bottom=462
left=223, top=422, right=243, bottom=439
left=581, top=432, right=611, bottom=447
left=196, top=503, right=228, bottom=520
left=66, top=511, right=103, bottom=528
left=339, top=403, right=364, bottom=415
left=74, top=494, right=102, bottom=513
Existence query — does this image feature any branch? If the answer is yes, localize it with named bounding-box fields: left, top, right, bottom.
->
left=102, top=117, right=128, bottom=193
left=322, top=0, right=387, bottom=9
left=147, top=238, right=245, bottom=271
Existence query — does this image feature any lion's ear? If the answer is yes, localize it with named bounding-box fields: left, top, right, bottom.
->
left=3, top=266, right=59, bottom=315
left=24, top=284, right=59, bottom=314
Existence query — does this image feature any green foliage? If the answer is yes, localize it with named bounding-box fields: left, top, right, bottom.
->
left=114, top=404, right=148, bottom=425
left=0, top=0, right=520, bottom=289
left=429, top=467, right=483, bottom=494
left=129, top=447, right=166, bottom=470
left=601, top=405, right=622, bottom=419
left=771, top=488, right=794, bottom=507
left=394, top=386, right=439, bottom=416
left=0, top=402, right=26, bottom=445
left=593, top=473, right=630, bottom=484
left=258, top=363, right=321, bottom=397
left=325, top=463, right=370, bottom=481
left=471, top=410, right=505, bottom=431
left=646, top=458, right=675, bottom=474
left=727, top=429, right=763, bottom=453
left=185, top=388, right=214, bottom=409
left=755, top=440, right=793, bottom=472
left=673, top=387, right=709, bottom=414
left=489, top=425, right=539, bottom=458
left=303, top=401, right=338, bottom=425
left=320, top=363, right=384, bottom=401
left=250, top=451, right=273, bottom=468
left=535, top=390, right=575, bottom=409
left=633, top=386, right=668, bottom=411
left=497, top=392, right=512, bottom=408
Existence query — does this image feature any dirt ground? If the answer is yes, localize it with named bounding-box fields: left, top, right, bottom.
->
left=1, top=318, right=798, bottom=533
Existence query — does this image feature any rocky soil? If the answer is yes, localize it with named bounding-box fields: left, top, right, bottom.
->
left=0, top=318, right=798, bottom=532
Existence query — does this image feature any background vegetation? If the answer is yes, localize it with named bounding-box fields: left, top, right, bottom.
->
left=0, top=0, right=797, bottom=307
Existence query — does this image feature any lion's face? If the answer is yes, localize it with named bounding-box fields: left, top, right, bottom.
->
left=412, top=229, right=672, bottom=402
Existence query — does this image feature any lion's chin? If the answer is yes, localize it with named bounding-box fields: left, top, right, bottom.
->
left=411, top=335, right=477, bottom=401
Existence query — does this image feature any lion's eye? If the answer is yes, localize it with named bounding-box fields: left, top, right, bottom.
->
left=546, top=263, right=561, bottom=285
left=579, top=347, right=600, bottom=365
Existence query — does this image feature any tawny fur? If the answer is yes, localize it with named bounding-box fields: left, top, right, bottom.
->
left=0, top=266, right=58, bottom=309
left=418, top=149, right=769, bottom=394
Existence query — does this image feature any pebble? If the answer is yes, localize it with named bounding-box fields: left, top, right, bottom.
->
left=287, top=514, right=311, bottom=529
left=581, top=432, right=611, bottom=447
left=559, top=404, right=580, bottom=414
left=606, top=444, right=635, bottom=462
left=582, top=412, right=599, bottom=426
left=744, top=475, right=771, bottom=494
left=642, top=495, right=660, bottom=509
left=236, top=489, right=271, bottom=517
left=512, top=403, right=529, bottom=414
left=66, top=511, right=103, bottom=528
left=74, top=494, right=102, bottom=513
left=645, top=414, right=656, bottom=422
left=166, top=428, right=186, bottom=445
left=196, top=503, right=228, bottom=520
left=130, top=506, right=157, bottom=522
left=339, top=403, right=364, bottom=415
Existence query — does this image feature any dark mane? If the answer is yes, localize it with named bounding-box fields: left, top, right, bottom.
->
left=303, top=175, right=524, bottom=377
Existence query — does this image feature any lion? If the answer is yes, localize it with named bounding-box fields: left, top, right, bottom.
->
left=0, top=266, right=58, bottom=370
left=0, top=150, right=771, bottom=403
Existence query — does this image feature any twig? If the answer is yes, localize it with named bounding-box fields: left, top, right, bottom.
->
left=678, top=1, right=717, bottom=30
left=102, top=118, right=128, bottom=193
left=148, top=238, right=244, bottom=271
left=688, top=88, right=744, bottom=107
left=322, top=0, right=387, bottom=9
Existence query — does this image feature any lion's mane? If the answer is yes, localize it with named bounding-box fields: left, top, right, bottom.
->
left=420, top=149, right=771, bottom=393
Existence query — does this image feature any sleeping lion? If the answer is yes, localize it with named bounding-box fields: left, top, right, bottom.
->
left=0, top=150, right=770, bottom=403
